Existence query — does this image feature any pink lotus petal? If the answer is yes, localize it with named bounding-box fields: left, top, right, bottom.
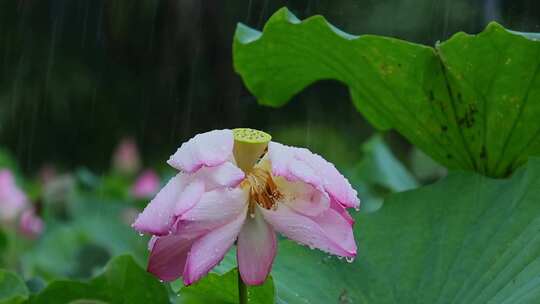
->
left=0, top=169, right=28, bottom=222
left=172, top=187, right=247, bottom=239
left=330, top=198, right=354, bottom=226
left=174, top=179, right=205, bottom=216
left=174, top=162, right=244, bottom=217
left=19, top=208, right=44, bottom=239
left=167, top=130, right=234, bottom=173
left=275, top=178, right=330, bottom=217
left=133, top=162, right=245, bottom=235
left=193, top=162, right=245, bottom=189
left=261, top=204, right=356, bottom=257
left=179, top=188, right=247, bottom=222
left=183, top=208, right=247, bottom=285
left=132, top=173, right=187, bottom=235
left=171, top=219, right=219, bottom=240
left=237, top=209, right=277, bottom=285
left=148, top=234, right=197, bottom=282
left=268, top=142, right=360, bottom=209
left=131, top=170, right=160, bottom=199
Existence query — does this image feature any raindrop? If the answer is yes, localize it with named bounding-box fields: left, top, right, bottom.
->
left=345, top=256, right=355, bottom=263
left=159, top=280, right=164, bottom=283
left=139, top=233, right=144, bottom=237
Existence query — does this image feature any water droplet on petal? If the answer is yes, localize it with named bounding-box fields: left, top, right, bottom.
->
left=139, top=233, right=144, bottom=237
left=345, top=256, right=355, bottom=263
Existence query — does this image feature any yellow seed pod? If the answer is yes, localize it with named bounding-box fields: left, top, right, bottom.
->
left=233, top=128, right=271, bottom=172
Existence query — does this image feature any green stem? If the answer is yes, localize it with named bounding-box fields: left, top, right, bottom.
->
left=238, top=268, right=248, bottom=304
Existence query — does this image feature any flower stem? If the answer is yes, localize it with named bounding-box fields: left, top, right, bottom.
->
left=237, top=268, right=248, bottom=304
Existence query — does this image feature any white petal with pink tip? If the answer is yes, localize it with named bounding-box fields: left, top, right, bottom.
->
left=167, top=129, right=234, bottom=173
left=261, top=204, right=356, bottom=257
left=268, top=142, right=360, bottom=209
left=132, top=173, right=186, bottom=235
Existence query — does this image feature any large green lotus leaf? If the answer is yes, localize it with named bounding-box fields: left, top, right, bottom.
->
left=261, top=158, right=540, bottom=303
left=0, top=270, right=28, bottom=304
left=29, top=255, right=168, bottom=304
left=350, top=134, right=419, bottom=193
left=175, top=269, right=274, bottom=304
left=233, top=7, right=540, bottom=177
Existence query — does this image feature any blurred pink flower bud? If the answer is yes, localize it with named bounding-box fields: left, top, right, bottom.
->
left=19, top=208, right=44, bottom=239
left=38, top=164, right=57, bottom=186
left=133, top=129, right=359, bottom=285
left=112, top=138, right=141, bottom=175
left=131, top=170, right=160, bottom=199
left=0, top=169, right=28, bottom=222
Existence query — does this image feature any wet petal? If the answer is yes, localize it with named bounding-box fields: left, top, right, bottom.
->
left=179, top=188, right=247, bottom=222
left=167, top=129, right=234, bottom=173
left=183, top=208, right=247, bottom=285
left=194, top=162, right=245, bottom=189
left=268, top=142, right=360, bottom=209
left=275, top=179, right=330, bottom=217
left=174, top=179, right=205, bottom=216
left=330, top=198, right=354, bottom=226
left=237, top=209, right=277, bottom=285
left=174, top=162, right=245, bottom=217
left=148, top=234, right=197, bottom=282
left=132, top=174, right=186, bottom=235
left=261, top=204, right=356, bottom=257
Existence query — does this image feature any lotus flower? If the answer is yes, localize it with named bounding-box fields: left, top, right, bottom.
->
left=131, top=170, right=160, bottom=199
left=132, top=129, right=359, bottom=285
left=112, top=138, right=141, bottom=175
left=0, top=169, right=28, bottom=222
left=19, top=208, right=44, bottom=239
